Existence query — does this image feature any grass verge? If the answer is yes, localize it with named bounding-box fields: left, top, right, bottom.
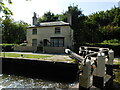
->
left=113, top=69, right=120, bottom=89
left=0, top=52, right=52, bottom=59
left=114, top=58, right=120, bottom=65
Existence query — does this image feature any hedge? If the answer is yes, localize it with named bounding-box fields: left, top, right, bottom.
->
left=0, top=44, right=17, bottom=52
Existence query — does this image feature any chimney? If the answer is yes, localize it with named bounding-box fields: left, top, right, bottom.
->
left=32, top=12, right=38, bottom=25
left=67, top=6, right=72, bottom=25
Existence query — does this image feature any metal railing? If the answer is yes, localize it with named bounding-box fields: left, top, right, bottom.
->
left=65, top=46, right=114, bottom=90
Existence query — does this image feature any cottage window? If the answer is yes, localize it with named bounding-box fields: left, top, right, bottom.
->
left=51, top=37, right=64, bottom=47
left=55, top=27, right=61, bottom=34
left=32, top=39, right=37, bottom=46
left=32, top=29, right=37, bottom=34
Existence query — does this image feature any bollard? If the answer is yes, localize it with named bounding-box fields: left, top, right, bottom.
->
left=79, top=59, right=91, bottom=90
left=106, top=49, right=114, bottom=76
left=105, top=49, right=114, bottom=88
left=93, top=52, right=105, bottom=89
left=108, top=49, right=114, bottom=65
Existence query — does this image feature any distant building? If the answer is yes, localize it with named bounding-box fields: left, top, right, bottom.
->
left=26, top=9, right=74, bottom=54
left=26, top=21, right=73, bottom=53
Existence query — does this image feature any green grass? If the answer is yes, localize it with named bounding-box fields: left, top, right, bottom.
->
left=85, top=43, right=120, bottom=46
left=0, top=43, right=18, bottom=46
left=100, top=43, right=120, bottom=45
left=0, top=52, right=52, bottom=59
left=113, top=58, right=120, bottom=88
left=0, top=52, right=76, bottom=63
left=114, top=62, right=120, bottom=65
left=113, top=69, right=120, bottom=88
left=114, top=58, right=120, bottom=65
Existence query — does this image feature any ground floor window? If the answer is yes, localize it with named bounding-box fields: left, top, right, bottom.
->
left=50, top=37, right=64, bottom=47
left=32, top=39, right=37, bottom=46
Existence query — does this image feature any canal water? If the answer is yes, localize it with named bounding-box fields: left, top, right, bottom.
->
left=0, top=74, right=76, bottom=89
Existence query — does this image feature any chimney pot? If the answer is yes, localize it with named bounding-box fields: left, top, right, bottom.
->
left=32, top=12, right=38, bottom=25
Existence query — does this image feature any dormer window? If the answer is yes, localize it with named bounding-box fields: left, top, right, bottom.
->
left=32, top=29, right=37, bottom=35
left=55, top=27, right=61, bottom=34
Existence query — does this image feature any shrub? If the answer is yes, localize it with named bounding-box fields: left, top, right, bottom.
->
left=20, top=43, right=27, bottom=46
left=0, top=44, right=17, bottom=52
left=103, top=39, right=120, bottom=44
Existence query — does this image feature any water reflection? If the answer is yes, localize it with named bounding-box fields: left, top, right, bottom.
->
left=0, top=74, right=76, bottom=89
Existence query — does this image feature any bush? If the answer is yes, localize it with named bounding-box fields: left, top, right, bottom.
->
left=0, top=44, right=17, bottom=52
left=20, top=43, right=27, bottom=46
left=103, top=39, right=120, bottom=44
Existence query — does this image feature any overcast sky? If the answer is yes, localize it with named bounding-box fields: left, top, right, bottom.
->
left=3, top=0, right=120, bottom=24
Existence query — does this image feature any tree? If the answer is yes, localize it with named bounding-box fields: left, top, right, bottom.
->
left=2, top=18, right=29, bottom=44
left=67, top=6, right=86, bottom=43
left=1, top=0, right=31, bottom=44
left=0, top=0, right=13, bottom=18
left=63, top=5, right=87, bottom=52
left=0, top=0, right=31, bottom=18
left=38, top=11, right=59, bottom=22
left=85, top=7, right=120, bottom=43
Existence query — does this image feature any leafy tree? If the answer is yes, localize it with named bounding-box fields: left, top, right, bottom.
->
left=0, top=0, right=31, bottom=18
left=63, top=5, right=87, bottom=52
left=2, top=18, right=28, bottom=44
left=1, top=0, right=30, bottom=44
left=38, top=11, right=59, bottom=22
left=86, top=7, right=120, bottom=43
left=0, top=0, right=13, bottom=18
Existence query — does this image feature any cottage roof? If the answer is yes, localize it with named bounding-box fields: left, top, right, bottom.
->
left=28, top=21, right=70, bottom=28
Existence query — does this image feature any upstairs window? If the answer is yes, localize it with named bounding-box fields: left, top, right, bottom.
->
left=32, top=29, right=37, bottom=35
left=55, top=27, right=61, bottom=34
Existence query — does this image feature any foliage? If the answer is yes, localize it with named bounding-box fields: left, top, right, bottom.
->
left=113, top=69, right=120, bottom=86
left=88, top=7, right=120, bottom=43
left=0, top=0, right=13, bottom=18
left=67, top=6, right=85, bottom=43
left=38, top=11, right=59, bottom=22
left=20, top=43, right=27, bottom=46
left=103, top=39, right=120, bottom=44
left=37, top=6, right=120, bottom=54
left=60, top=6, right=87, bottom=45
left=1, top=0, right=30, bottom=44
left=1, top=1, right=120, bottom=51
left=0, top=0, right=31, bottom=18
left=99, top=25, right=120, bottom=41
left=2, top=18, right=29, bottom=44
left=0, top=43, right=17, bottom=46
left=74, top=7, right=120, bottom=46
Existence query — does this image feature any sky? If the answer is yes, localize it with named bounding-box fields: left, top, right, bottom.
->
left=2, top=0, right=120, bottom=24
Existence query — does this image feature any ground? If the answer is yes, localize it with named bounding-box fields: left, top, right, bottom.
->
left=0, top=52, right=75, bottom=63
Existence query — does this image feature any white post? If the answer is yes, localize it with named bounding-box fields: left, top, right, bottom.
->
left=93, top=52, right=105, bottom=89
left=79, top=59, right=91, bottom=90
left=106, top=49, right=114, bottom=76
left=108, top=49, right=114, bottom=65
